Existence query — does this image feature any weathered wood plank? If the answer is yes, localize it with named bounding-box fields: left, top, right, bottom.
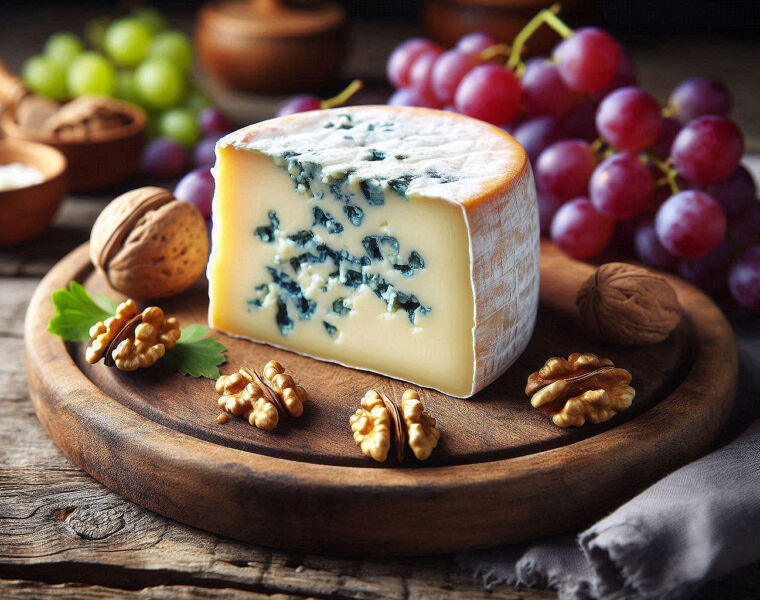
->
left=0, top=580, right=304, bottom=599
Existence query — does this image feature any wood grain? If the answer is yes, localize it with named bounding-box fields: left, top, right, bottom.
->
left=24, top=240, right=737, bottom=555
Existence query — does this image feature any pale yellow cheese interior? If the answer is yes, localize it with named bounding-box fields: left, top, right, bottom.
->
left=209, top=147, right=476, bottom=396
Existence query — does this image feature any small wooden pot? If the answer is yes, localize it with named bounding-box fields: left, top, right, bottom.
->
left=196, top=0, right=348, bottom=93
left=0, top=138, right=67, bottom=246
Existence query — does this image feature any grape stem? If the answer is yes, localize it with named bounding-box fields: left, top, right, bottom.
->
left=320, top=79, right=363, bottom=109
left=647, top=153, right=680, bottom=195
left=479, top=43, right=512, bottom=61
left=507, top=4, right=573, bottom=71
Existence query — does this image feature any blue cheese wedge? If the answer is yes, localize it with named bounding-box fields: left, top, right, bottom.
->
left=209, top=106, right=538, bottom=398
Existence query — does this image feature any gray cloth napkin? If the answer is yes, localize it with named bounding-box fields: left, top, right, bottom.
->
left=458, top=416, right=760, bottom=600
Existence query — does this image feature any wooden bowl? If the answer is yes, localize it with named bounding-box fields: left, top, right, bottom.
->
left=0, top=99, right=146, bottom=193
left=196, top=0, right=348, bottom=93
left=0, top=138, right=67, bottom=246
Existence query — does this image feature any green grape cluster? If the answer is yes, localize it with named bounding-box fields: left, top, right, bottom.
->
left=22, top=5, right=207, bottom=148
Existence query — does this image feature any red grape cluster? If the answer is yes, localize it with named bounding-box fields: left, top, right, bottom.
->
left=380, top=14, right=758, bottom=311
left=277, top=6, right=759, bottom=311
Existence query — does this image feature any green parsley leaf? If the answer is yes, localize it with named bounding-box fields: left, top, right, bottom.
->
left=48, top=281, right=115, bottom=342
left=163, top=324, right=227, bottom=379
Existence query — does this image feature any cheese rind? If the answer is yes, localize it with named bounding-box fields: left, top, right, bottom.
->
left=209, top=106, right=538, bottom=398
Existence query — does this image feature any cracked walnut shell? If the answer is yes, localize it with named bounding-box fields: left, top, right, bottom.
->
left=90, top=187, right=209, bottom=299
left=85, top=301, right=180, bottom=371
left=216, top=361, right=306, bottom=430
left=577, top=263, right=681, bottom=346
left=526, top=353, right=635, bottom=427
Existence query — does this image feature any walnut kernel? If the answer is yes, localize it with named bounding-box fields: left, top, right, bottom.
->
left=350, top=389, right=440, bottom=463
left=85, top=299, right=138, bottom=364
left=110, top=306, right=180, bottom=371
left=401, top=390, right=440, bottom=460
left=350, top=390, right=391, bottom=462
left=526, top=353, right=635, bottom=427
left=216, top=361, right=306, bottom=430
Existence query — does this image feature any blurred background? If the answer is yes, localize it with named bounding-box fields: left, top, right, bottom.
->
left=1, top=0, right=758, bottom=148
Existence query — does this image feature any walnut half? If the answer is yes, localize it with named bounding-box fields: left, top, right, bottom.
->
left=525, top=353, right=635, bottom=427
left=350, top=389, right=440, bottom=462
left=216, top=361, right=306, bottom=431
left=85, top=300, right=180, bottom=371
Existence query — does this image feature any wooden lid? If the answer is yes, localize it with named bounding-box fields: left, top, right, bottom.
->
left=202, top=0, right=345, bottom=38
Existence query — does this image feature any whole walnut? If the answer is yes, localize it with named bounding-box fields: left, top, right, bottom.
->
left=90, top=187, right=209, bottom=299
left=576, top=263, right=681, bottom=346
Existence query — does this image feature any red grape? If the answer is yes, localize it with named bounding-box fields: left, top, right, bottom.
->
left=634, top=219, right=677, bottom=270
left=677, top=239, right=734, bottom=295
left=140, top=137, right=187, bottom=179
left=591, top=50, right=637, bottom=101
left=595, top=86, right=662, bottom=152
left=729, top=200, right=760, bottom=248
left=728, top=244, right=760, bottom=310
left=590, top=152, right=654, bottom=219
left=198, top=107, right=232, bottom=136
left=457, top=31, right=500, bottom=54
left=534, top=139, right=596, bottom=201
left=192, top=135, right=218, bottom=169
left=538, top=190, right=565, bottom=237
left=670, top=116, right=744, bottom=184
left=655, top=190, right=726, bottom=258
left=387, top=87, right=437, bottom=108
left=650, top=117, right=682, bottom=159
left=386, top=38, right=439, bottom=89
left=454, top=64, right=521, bottom=125
left=174, top=168, right=214, bottom=220
left=520, top=59, right=576, bottom=118
left=513, top=116, right=563, bottom=163
left=702, top=165, right=756, bottom=219
left=669, top=78, right=731, bottom=122
left=408, top=47, right=444, bottom=100
left=277, top=95, right=320, bottom=117
left=553, top=27, right=621, bottom=93
left=431, top=49, right=479, bottom=105
left=551, top=197, right=614, bottom=259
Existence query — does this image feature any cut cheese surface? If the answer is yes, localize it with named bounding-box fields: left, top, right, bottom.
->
left=209, top=106, right=539, bottom=397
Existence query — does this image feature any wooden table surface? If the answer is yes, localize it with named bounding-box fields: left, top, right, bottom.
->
left=1, top=5, right=760, bottom=598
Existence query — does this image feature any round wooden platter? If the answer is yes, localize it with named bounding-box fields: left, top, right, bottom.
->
left=26, top=241, right=737, bottom=555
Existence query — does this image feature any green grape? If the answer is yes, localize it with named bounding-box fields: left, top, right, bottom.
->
left=116, top=70, right=142, bottom=105
left=159, top=108, right=200, bottom=147
left=148, top=31, right=194, bottom=71
left=22, top=55, right=68, bottom=100
left=67, top=52, right=118, bottom=97
left=185, top=87, right=212, bottom=114
left=134, top=58, right=186, bottom=109
left=104, top=18, right=153, bottom=67
left=131, top=7, right=167, bottom=34
left=85, top=16, right=112, bottom=51
left=44, top=32, right=83, bottom=66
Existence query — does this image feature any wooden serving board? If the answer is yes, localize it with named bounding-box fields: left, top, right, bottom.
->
left=25, top=241, right=737, bottom=555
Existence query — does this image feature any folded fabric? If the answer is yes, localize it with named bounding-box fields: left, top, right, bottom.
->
left=460, top=416, right=760, bottom=599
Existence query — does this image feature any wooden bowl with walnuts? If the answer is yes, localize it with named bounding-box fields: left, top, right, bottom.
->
left=0, top=60, right=147, bottom=192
